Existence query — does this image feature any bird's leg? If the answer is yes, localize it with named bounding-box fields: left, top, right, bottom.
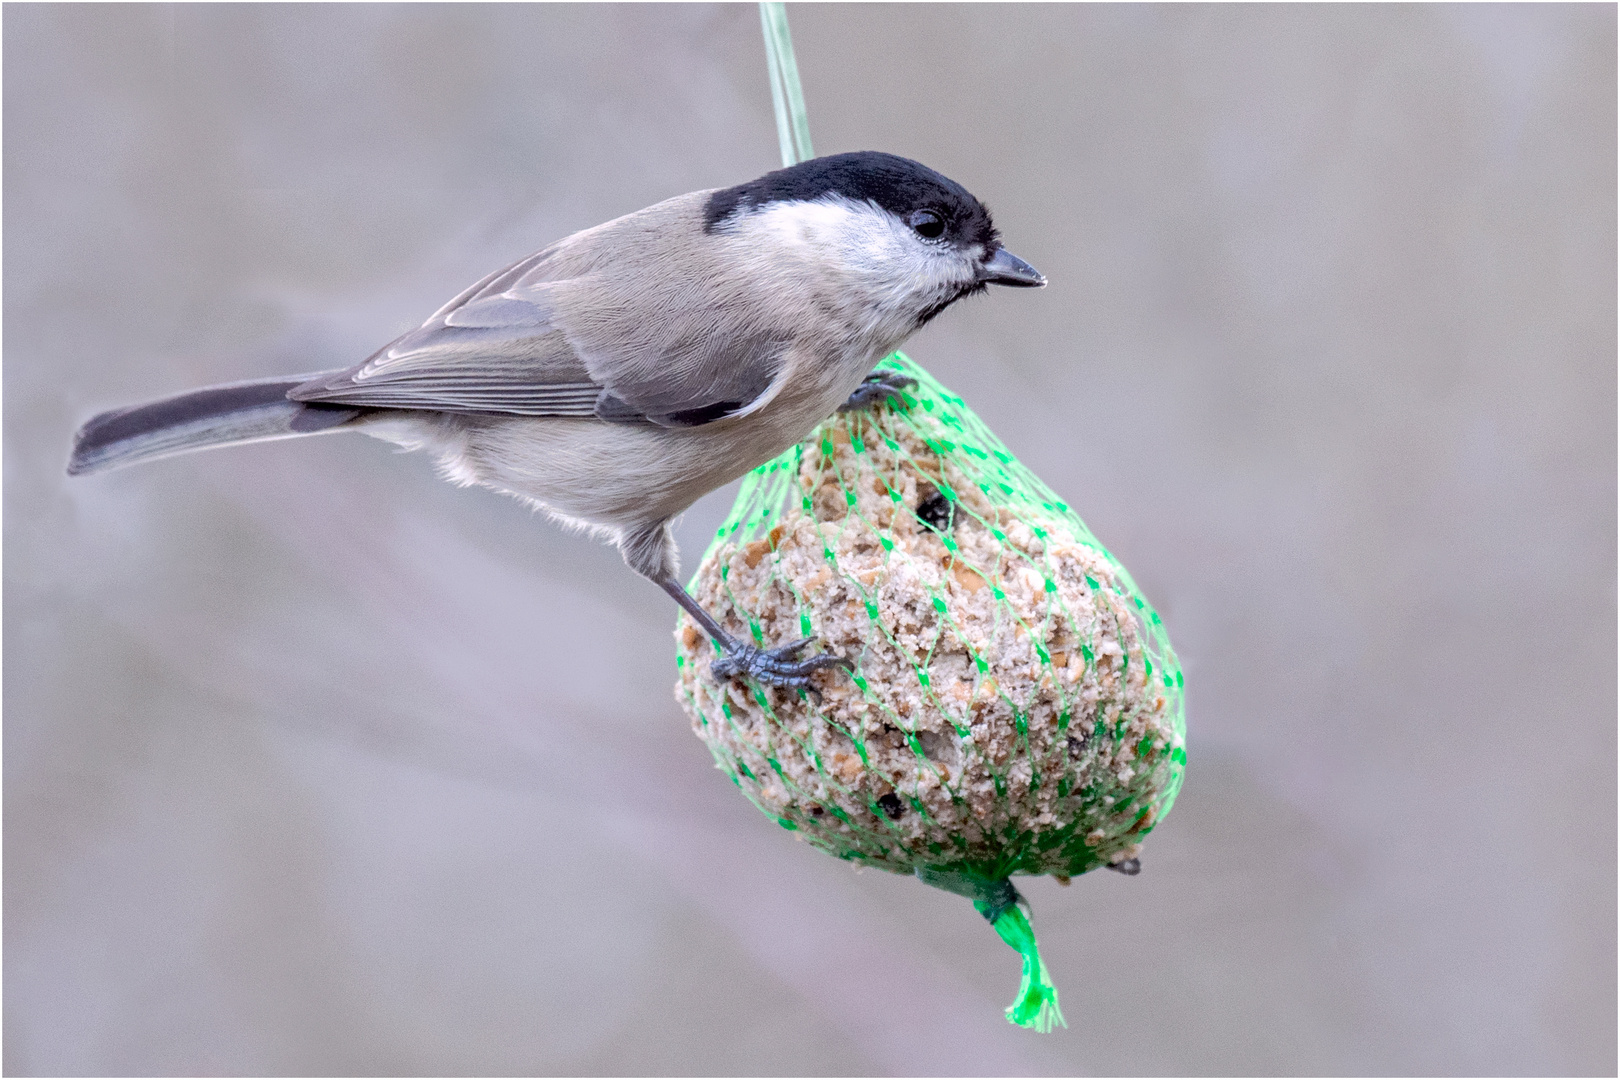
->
left=622, top=519, right=851, bottom=694
left=658, top=575, right=852, bottom=694
left=837, top=369, right=919, bottom=412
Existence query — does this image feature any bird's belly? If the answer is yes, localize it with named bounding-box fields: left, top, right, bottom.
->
left=417, top=399, right=837, bottom=528
left=486, top=421, right=768, bottom=523
left=360, top=345, right=884, bottom=530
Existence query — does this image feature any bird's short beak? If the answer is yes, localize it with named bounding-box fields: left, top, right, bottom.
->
left=978, top=247, right=1046, bottom=287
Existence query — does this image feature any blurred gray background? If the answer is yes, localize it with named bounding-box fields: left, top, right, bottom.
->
left=6, top=3, right=1614, bottom=1075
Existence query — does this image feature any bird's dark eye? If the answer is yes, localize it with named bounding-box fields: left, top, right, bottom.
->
left=907, top=210, right=946, bottom=240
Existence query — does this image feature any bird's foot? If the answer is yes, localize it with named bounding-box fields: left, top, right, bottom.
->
left=711, top=636, right=853, bottom=696
left=838, top=371, right=918, bottom=412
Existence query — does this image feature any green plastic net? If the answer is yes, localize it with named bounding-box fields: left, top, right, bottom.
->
left=674, top=354, right=1186, bottom=1031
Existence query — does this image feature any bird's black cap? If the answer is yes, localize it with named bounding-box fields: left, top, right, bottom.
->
left=704, top=151, right=1000, bottom=251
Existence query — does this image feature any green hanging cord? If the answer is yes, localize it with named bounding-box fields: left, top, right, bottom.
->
left=759, top=2, right=814, bottom=167
left=919, top=869, right=1066, bottom=1032
left=976, top=898, right=1067, bottom=1032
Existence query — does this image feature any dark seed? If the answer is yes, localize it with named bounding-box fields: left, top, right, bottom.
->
left=1066, top=734, right=1089, bottom=757
left=916, top=491, right=954, bottom=532
left=1108, top=857, right=1141, bottom=876
left=876, top=792, right=905, bottom=819
left=809, top=806, right=824, bottom=817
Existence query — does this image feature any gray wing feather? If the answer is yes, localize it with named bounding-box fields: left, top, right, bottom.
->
left=290, top=192, right=787, bottom=425
left=290, top=252, right=604, bottom=416
left=443, top=295, right=553, bottom=328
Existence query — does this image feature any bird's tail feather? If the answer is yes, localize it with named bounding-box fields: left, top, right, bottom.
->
left=67, top=371, right=364, bottom=476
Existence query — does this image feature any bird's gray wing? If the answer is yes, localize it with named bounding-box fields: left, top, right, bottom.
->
left=288, top=277, right=783, bottom=424
left=291, top=194, right=786, bottom=426
left=579, top=320, right=786, bottom=429
left=288, top=295, right=603, bottom=416
left=536, top=197, right=790, bottom=427
left=288, top=247, right=608, bottom=417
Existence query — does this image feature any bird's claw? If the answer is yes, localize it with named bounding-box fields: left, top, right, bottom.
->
left=838, top=371, right=919, bottom=412
left=711, top=636, right=854, bottom=696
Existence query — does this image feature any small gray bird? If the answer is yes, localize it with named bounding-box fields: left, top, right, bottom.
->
left=68, top=151, right=1044, bottom=689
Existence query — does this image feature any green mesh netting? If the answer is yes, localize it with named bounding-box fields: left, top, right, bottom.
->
left=674, top=352, right=1186, bottom=1030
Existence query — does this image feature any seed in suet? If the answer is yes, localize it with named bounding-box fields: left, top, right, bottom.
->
left=917, top=490, right=954, bottom=532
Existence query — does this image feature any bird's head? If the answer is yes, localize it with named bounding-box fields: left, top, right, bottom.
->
left=704, top=151, right=1044, bottom=336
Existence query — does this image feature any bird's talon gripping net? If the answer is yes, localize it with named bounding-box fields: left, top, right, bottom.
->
left=674, top=351, right=1185, bottom=1030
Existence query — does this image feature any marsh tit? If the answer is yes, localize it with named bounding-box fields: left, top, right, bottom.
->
left=68, top=151, right=1045, bottom=690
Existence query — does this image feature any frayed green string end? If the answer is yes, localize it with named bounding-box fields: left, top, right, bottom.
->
left=976, top=898, right=1067, bottom=1033
left=919, top=869, right=1067, bottom=1032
